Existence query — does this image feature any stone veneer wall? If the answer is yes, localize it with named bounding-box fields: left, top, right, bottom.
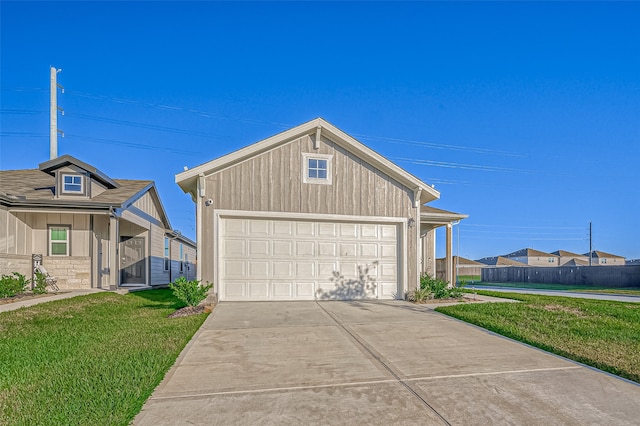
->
left=42, top=256, right=92, bottom=289
left=0, top=254, right=32, bottom=278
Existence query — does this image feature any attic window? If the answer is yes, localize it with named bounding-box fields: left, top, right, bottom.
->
left=62, top=174, right=83, bottom=193
left=302, top=153, right=332, bottom=185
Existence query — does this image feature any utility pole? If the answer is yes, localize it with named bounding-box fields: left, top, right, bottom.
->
left=50, top=66, right=64, bottom=159
left=589, top=222, right=593, bottom=266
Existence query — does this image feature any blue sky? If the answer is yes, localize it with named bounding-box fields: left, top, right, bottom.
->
left=2, top=1, right=639, bottom=260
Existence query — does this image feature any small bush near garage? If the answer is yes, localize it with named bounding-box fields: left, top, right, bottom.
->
left=0, top=272, right=30, bottom=298
left=32, top=270, right=48, bottom=295
left=407, top=275, right=464, bottom=302
left=169, top=276, right=213, bottom=307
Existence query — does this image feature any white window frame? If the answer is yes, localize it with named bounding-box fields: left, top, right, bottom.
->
left=302, top=153, right=333, bottom=185
left=61, top=173, right=84, bottom=194
left=49, top=225, right=70, bottom=256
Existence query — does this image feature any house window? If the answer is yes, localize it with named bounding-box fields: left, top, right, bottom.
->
left=62, top=174, right=83, bottom=193
left=164, top=237, right=170, bottom=271
left=179, top=243, right=184, bottom=273
left=302, top=153, right=333, bottom=185
left=49, top=226, right=70, bottom=256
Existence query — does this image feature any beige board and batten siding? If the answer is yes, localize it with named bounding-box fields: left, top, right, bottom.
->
left=201, top=134, right=417, bottom=297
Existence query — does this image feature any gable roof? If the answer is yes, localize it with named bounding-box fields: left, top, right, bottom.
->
left=176, top=117, right=440, bottom=204
left=503, top=248, right=558, bottom=258
left=476, top=256, right=529, bottom=267
left=561, top=258, right=589, bottom=266
left=583, top=250, right=625, bottom=259
left=551, top=250, right=586, bottom=258
left=39, top=154, right=119, bottom=189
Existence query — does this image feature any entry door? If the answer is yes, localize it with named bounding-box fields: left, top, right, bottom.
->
left=120, top=237, right=146, bottom=285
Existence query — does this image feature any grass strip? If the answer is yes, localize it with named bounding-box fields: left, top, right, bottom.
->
left=0, top=289, right=207, bottom=426
left=436, top=291, right=640, bottom=383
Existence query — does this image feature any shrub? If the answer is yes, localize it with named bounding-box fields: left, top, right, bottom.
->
left=169, top=277, right=213, bottom=307
left=0, top=272, right=30, bottom=298
left=420, top=275, right=450, bottom=298
left=406, top=274, right=465, bottom=302
left=32, top=270, right=48, bottom=295
left=407, top=286, right=433, bottom=303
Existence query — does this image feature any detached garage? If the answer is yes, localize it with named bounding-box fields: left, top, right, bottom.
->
left=176, top=118, right=465, bottom=301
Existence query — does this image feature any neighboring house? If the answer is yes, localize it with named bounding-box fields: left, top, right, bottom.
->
left=584, top=250, right=626, bottom=266
left=627, top=259, right=640, bottom=266
left=476, top=256, right=528, bottom=267
left=176, top=118, right=467, bottom=301
left=0, top=155, right=196, bottom=290
left=551, top=250, right=589, bottom=266
left=503, top=248, right=559, bottom=266
left=436, top=256, right=484, bottom=282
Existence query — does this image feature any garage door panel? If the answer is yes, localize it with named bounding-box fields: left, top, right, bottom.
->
left=296, top=261, right=315, bottom=277
left=248, top=282, right=269, bottom=298
left=249, top=220, right=270, bottom=236
left=273, top=221, right=293, bottom=236
left=272, top=282, right=293, bottom=298
left=340, top=224, right=357, bottom=238
left=223, top=239, right=246, bottom=256
left=296, top=222, right=315, bottom=236
left=379, top=282, right=398, bottom=298
left=248, top=240, right=269, bottom=256
left=273, top=261, right=293, bottom=277
left=273, top=240, right=293, bottom=256
left=295, top=241, right=315, bottom=257
left=295, top=282, right=315, bottom=298
left=318, top=223, right=337, bottom=237
left=248, top=261, right=269, bottom=277
left=223, top=219, right=246, bottom=236
left=223, top=281, right=246, bottom=298
left=361, top=224, right=378, bottom=238
left=224, top=260, right=246, bottom=277
left=360, top=243, right=378, bottom=257
left=339, top=243, right=357, bottom=256
left=219, top=217, right=399, bottom=301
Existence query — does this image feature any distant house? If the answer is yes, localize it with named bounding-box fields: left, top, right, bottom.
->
left=584, top=250, right=626, bottom=266
left=627, top=259, right=640, bottom=266
left=0, top=155, right=196, bottom=290
left=476, top=256, right=528, bottom=267
left=436, top=256, right=484, bottom=281
left=551, top=250, right=589, bottom=266
left=502, top=248, right=559, bottom=266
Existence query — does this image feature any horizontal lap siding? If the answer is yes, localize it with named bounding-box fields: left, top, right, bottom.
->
left=203, top=134, right=417, bottom=286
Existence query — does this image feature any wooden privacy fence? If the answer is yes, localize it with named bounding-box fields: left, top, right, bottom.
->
left=481, top=265, right=640, bottom=288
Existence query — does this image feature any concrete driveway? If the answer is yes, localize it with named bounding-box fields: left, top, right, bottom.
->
left=135, top=300, right=640, bottom=425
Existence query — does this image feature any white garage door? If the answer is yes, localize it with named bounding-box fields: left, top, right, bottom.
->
left=218, top=217, right=399, bottom=301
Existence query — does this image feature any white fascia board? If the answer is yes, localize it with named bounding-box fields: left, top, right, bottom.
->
left=175, top=117, right=441, bottom=203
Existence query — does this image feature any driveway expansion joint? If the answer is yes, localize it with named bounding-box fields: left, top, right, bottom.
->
left=315, top=301, right=452, bottom=426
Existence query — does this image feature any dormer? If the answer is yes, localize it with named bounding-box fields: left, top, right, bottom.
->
left=39, top=155, right=119, bottom=199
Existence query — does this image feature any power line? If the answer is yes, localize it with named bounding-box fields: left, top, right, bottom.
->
left=391, top=156, right=539, bottom=174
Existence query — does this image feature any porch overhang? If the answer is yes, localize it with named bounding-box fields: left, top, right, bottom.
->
left=419, top=206, right=468, bottom=286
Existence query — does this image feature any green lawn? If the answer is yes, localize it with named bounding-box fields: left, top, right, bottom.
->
left=0, top=289, right=208, bottom=426
left=436, top=291, right=640, bottom=383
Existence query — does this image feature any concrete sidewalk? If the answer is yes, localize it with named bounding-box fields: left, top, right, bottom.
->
left=0, top=289, right=106, bottom=313
left=135, top=299, right=640, bottom=425
left=472, top=285, right=640, bottom=303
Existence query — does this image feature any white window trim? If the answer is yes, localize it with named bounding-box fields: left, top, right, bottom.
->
left=49, top=225, right=70, bottom=256
left=61, top=173, right=84, bottom=194
left=302, top=153, right=333, bottom=185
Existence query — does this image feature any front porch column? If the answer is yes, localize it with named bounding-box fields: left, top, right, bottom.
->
left=446, top=223, right=453, bottom=287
